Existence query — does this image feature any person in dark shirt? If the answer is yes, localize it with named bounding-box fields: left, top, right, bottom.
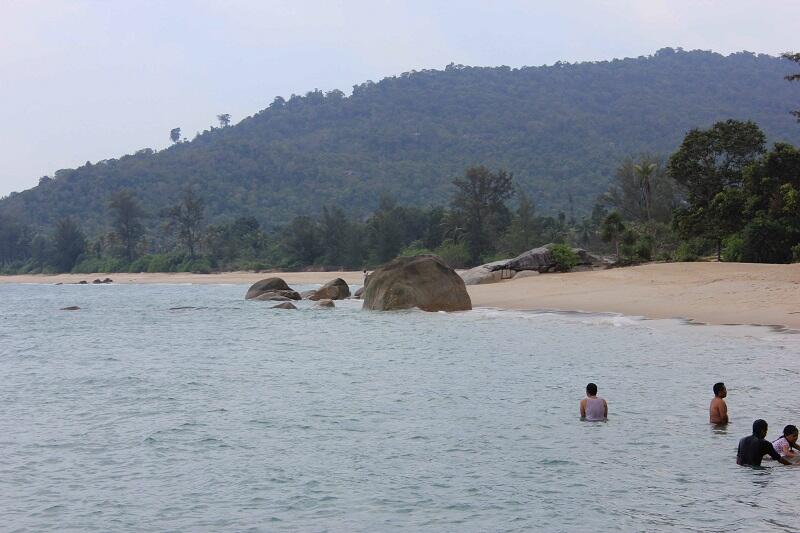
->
left=737, top=419, right=793, bottom=466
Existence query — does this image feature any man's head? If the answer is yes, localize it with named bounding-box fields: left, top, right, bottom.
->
left=713, top=382, right=726, bottom=398
left=783, top=425, right=799, bottom=444
left=586, top=383, right=598, bottom=396
left=752, top=419, right=768, bottom=438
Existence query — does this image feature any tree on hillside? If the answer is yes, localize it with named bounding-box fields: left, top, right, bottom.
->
left=52, top=218, right=86, bottom=271
left=451, top=166, right=514, bottom=264
left=170, top=127, right=181, bottom=144
left=501, top=190, right=539, bottom=255
left=668, top=120, right=766, bottom=259
left=164, top=188, right=205, bottom=258
left=108, top=190, right=145, bottom=262
left=217, top=114, right=231, bottom=128
left=282, top=215, right=321, bottom=266
left=366, top=196, right=410, bottom=264
left=604, top=156, right=682, bottom=224
left=600, top=211, right=625, bottom=261
left=0, top=214, right=30, bottom=266
left=784, top=52, right=800, bottom=120
left=320, top=205, right=360, bottom=267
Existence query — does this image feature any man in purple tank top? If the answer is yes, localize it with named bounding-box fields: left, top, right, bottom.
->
left=580, top=383, right=608, bottom=421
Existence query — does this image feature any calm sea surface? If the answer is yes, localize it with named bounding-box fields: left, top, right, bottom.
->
left=2, top=283, right=799, bottom=532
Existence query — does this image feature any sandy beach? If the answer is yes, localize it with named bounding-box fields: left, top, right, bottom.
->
left=2, top=262, right=799, bottom=329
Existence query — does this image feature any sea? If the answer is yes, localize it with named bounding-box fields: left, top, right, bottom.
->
left=2, top=282, right=799, bottom=532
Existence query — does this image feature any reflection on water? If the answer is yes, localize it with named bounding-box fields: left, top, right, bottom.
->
left=1, top=283, right=799, bottom=532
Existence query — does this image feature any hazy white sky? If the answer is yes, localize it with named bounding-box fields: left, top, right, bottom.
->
left=0, top=0, right=797, bottom=196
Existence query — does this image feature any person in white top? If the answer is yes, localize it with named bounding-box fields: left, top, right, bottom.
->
left=580, top=383, right=608, bottom=421
left=770, top=425, right=799, bottom=460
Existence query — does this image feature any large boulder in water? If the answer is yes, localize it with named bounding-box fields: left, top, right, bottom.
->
left=308, top=278, right=350, bottom=300
left=245, top=278, right=300, bottom=300
left=363, top=255, right=472, bottom=312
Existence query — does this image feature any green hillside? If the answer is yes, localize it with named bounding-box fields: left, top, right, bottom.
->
left=2, top=48, right=798, bottom=234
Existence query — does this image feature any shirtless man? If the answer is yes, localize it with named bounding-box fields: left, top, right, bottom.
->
left=709, top=382, right=728, bottom=425
left=580, top=383, right=608, bottom=421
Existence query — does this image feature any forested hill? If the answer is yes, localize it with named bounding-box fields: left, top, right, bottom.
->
left=2, top=48, right=799, bottom=234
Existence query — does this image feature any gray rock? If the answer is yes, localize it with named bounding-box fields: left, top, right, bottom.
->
left=309, top=278, right=351, bottom=300
left=271, top=302, right=298, bottom=310
left=314, top=299, right=335, bottom=308
left=245, top=277, right=296, bottom=300
left=353, top=286, right=364, bottom=299
left=253, top=292, right=296, bottom=301
left=299, top=289, right=317, bottom=299
left=460, top=259, right=514, bottom=285
left=513, top=270, right=540, bottom=279
left=363, top=255, right=471, bottom=312
left=492, top=245, right=605, bottom=273
left=61, top=306, right=80, bottom=311
left=501, top=246, right=555, bottom=273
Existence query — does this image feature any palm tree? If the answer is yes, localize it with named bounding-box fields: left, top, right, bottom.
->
left=633, top=162, right=657, bottom=224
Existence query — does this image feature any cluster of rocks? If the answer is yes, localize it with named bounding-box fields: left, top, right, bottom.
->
left=245, top=277, right=351, bottom=310
left=73, top=278, right=114, bottom=285
left=246, top=255, right=472, bottom=314
left=460, top=245, right=607, bottom=286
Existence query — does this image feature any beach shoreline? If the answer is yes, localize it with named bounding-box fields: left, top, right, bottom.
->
left=2, top=262, right=799, bottom=330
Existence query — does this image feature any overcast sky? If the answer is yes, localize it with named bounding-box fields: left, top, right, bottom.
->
left=0, top=0, right=797, bottom=196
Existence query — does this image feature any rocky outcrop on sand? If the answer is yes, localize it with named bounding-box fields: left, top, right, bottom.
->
left=460, top=259, right=515, bottom=286
left=308, top=278, right=350, bottom=300
left=459, top=245, right=604, bottom=284
left=271, top=302, right=298, bottom=310
left=245, top=278, right=301, bottom=300
left=92, top=278, right=113, bottom=284
left=363, top=255, right=472, bottom=312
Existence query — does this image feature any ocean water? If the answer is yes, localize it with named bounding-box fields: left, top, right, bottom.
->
left=2, top=283, right=799, bottom=532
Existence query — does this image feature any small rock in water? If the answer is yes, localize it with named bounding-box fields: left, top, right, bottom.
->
left=271, top=302, right=298, bottom=310
left=61, top=306, right=80, bottom=311
left=103, top=278, right=113, bottom=283
left=254, top=292, right=294, bottom=301
left=309, top=278, right=350, bottom=300
left=299, top=289, right=317, bottom=299
left=314, top=299, right=335, bottom=308
left=78, top=280, right=88, bottom=285
left=245, top=277, right=296, bottom=300
left=92, top=279, right=103, bottom=284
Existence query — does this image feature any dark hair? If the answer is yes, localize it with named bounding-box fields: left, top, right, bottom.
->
left=783, top=425, right=798, bottom=438
left=586, top=383, right=598, bottom=395
left=753, top=419, right=768, bottom=435
left=713, top=382, right=725, bottom=395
